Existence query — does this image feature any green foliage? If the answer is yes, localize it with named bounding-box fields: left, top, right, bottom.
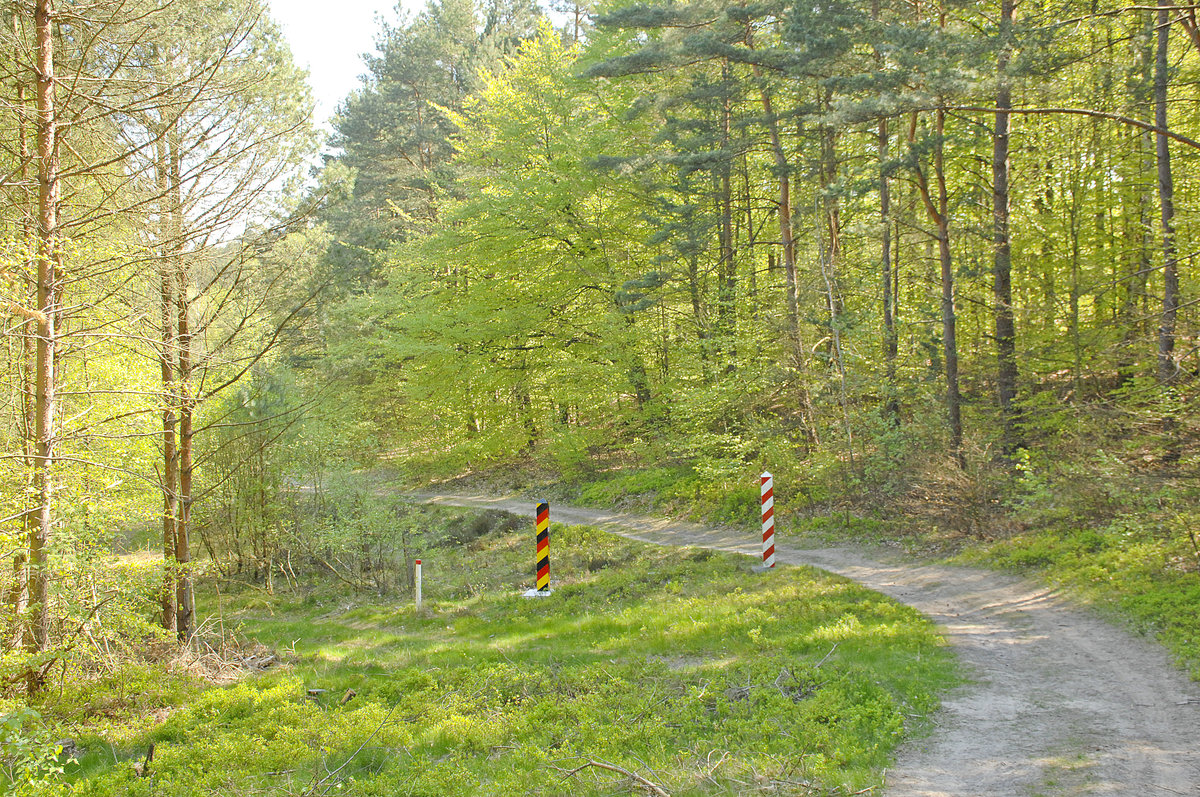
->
left=574, top=464, right=756, bottom=523
left=443, top=509, right=523, bottom=547
left=50, top=511, right=955, bottom=796
left=273, top=0, right=1200, bottom=571
left=318, top=0, right=543, bottom=288
left=0, top=709, right=74, bottom=795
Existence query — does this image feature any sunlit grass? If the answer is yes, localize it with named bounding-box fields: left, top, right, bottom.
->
left=51, top=516, right=957, bottom=796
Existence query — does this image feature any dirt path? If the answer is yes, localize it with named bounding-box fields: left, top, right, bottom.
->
left=418, top=493, right=1200, bottom=796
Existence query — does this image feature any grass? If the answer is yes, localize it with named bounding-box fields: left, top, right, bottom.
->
left=44, top=511, right=957, bottom=796
left=566, top=465, right=759, bottom=526
left=558, top=460, right=1200, bottom=683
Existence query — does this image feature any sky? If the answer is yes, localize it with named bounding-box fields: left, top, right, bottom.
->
left=267, top=0, right=415, bottom=131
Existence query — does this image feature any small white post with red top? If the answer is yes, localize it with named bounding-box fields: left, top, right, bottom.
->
left=414, top=559, right=423, bottom=611
left=761, top=471, right=775, bottom=568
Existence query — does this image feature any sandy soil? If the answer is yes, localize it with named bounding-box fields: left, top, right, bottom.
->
left=417, top=493, right=1200, bottom=796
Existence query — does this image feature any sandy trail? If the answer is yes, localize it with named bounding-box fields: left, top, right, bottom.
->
left=417, top=493, right=1200, bottom=796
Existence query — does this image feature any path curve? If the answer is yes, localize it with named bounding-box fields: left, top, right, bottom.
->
left=417, top=493, right=1200, bottom=796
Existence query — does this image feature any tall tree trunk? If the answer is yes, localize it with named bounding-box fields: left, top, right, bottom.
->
left=910, top=106, right=964, bottom=467
left=744, top=25, right=817, bottom=441
left=814, top=98, right=853, bottom=461
left=716, top=60, right=736, bottom=364
left=13, top=297, right=33, bottom=648
left=176, top=289, right=194, bottom=641
left=934, top=108, right=964, bottom=465
left=28, top=0, right=59, bottom=691
left=171, top=126, right=195, bottom=641
left=10, top=16, right=33, bottom=652
left=819, top=218, right=854, bottom=467
left=761, top=85, right=798, bottom=337
left=686, top=251, right=710, bottom=376
left=993, top=0, right=1020, bottom=455
left=819, top=95, right=844, bottom=357
left=1121, top=11, right=1155, bottom=380
left=871, top=0, right=899, bottom=425
left=1068, top=180, right=1083, bottom=393
left=745, top=38, right=798, bottom=341
left=1155, top=0, right=1178, bottom=383
left=881, top=117, right=899, bottom=424
left=157, top=131, right=178, bottom=634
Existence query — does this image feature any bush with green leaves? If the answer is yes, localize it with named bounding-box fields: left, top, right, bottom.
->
left=0, top=709, right=74, bottom=795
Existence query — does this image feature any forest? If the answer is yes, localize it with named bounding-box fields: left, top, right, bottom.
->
left=2, top=0, right=1200, bottom=791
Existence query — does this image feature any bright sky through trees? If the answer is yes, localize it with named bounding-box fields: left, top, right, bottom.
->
left=268, top=0, right=416, bottom=128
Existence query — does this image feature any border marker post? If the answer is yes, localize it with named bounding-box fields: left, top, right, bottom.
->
left=761, top=472, right=776, bottom=568
left=523, top=502, right=553, bottom=597
left=535, top=501, right=550, bottom=591
left=414, top=559, right=422, bottom=611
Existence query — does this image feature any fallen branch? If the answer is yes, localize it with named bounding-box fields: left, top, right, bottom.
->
left=316, top=557, right=365, bottom=592
left=302, top=704, right=398, bottom=796
left=725, top=660, right=829, bottom=704
left=556, top=758, right=670, bottom=797
left=813, top=643, right=839, bottom=669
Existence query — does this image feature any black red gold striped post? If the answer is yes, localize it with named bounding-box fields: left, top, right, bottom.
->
left=535, top=501, right=550, bottom=592
left=761, top=472, right=776, bottom=568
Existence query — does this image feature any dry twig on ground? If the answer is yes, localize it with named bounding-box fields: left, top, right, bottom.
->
left=554, top=758, right=671, bottom=797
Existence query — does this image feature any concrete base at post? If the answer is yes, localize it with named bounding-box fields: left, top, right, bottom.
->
left=751, top=564, right=778, bottom=574
left=522, top=588, right=553, bottom=598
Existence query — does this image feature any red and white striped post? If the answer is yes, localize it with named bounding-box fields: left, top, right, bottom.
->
left=761, top=471, right=775, bottom=568
left=414, top=559, right=422, bottom=611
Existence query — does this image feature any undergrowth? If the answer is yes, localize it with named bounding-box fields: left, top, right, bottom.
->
left=566, top=464, right=759, bottom=526
left=544, top=448, right=1200, bottom=683
left=42, top=511, right=956, bottom=796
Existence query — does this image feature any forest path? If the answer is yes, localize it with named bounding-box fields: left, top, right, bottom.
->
left=416, top=493, right=1200, bottom=797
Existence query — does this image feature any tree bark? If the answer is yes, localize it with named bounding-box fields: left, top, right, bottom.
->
left=157, top=129, right=178, bottom=634
left=871, top=0, right=899, bottom=425
left=909, top=107, right=964, bottom=467
left=175, top=294, right=195, bottom=641
left=819, top=95, right=843, bottom=359
left=686, top=251, right=709, bottom=374
left=993, top=0, right=1019, bottom=455
left=1068, top=182, right=1083, bottom=393
left=716, top=60, right=736, bottom=364
left=10, top=14, right=33, bottom=652
left=28, top=0, right=59, bottom=691
left=744, top=25, right=816, bottom=439
left=1120, top=10, right=1155, bottom=380
left=881, top=117, right=899, bottom=424
left=748, top=56, right=798, bottom=342
left=1155, top=0, right=1178, bottom=384
left=934, top=108, right=964, bottom=466
left=171, top=124, right=195, bottom=641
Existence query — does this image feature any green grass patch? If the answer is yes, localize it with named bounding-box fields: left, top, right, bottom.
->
left=571, top=464, right=759, bottom=526
left=562, top=458, right=1200, bottom=685
left=46, top=514, right=956, bottom=796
